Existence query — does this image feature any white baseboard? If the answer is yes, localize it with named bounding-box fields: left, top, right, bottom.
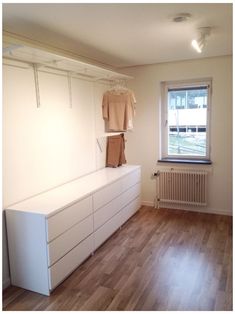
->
left=205, top=208, right=233, bottom=216
left=3, top=277, right=11, bottom=290
left=141, top=201, right=154, bottom=207
left=141, top=201, right=232, bottom=216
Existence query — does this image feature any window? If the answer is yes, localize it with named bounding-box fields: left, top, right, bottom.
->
left=160, top=79, right=212, bottom=162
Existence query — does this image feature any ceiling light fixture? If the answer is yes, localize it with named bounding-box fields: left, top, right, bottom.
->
left=191, top=27, right=211, bottom=53
left=173, top=13, right=192, bottom=23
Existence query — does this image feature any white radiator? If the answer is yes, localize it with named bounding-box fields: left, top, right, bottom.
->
left=156, top=169, right=208, bottom=207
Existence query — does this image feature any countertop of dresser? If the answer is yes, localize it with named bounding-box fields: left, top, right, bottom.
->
left=5, top=164, right=141, bottom=217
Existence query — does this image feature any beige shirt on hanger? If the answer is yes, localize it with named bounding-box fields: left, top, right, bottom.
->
left=102, top=90, right=136, bottom=131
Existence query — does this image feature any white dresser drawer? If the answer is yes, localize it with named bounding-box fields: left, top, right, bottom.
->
left=121, top=196, right=141, bottom=225
left=47, top=215, right=93, bottom=266
left=93, top=179, right=122, bottom=211
left=49, top=234, right=93, bottom=290
left=94, top=196, right=121, bottom=231
left=120, top=183, right=141, bottom=209
left=94, top=182, right=141, bottom=231
left=122, top=169, right=141, bottom=192
left=94, top=210, right=123, bottom=250
left=47, top=196, right=92, bottom=242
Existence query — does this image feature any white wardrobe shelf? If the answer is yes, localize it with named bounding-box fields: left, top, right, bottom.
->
left=3, top=35, right=132, bottom=82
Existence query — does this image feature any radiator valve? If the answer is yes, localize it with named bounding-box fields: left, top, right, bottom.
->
left=153, top=171, right=160, bottom=177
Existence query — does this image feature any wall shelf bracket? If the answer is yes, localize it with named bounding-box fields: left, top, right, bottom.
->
left=32, top=64, right=41, bottom=108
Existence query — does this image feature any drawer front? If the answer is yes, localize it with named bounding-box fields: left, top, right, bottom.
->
left=47, top=196, right=92, bottom=242
left=122, top=169, right=141, bottom=192
left=94, top=210, right=123, bottom=250
left=94, top=196, right=121, bottom=231
left=49, top=234, right=93, bottom=290
left=93, top=179, right=122, bottom=211
left=94, top=196, right=141, bottom=250
left=47, top=215, right=93, bottom=267
left=120, top=183, right=141, bottom=209
left=94, top=183, right=141, bottom=231
left=121, top=196, right=141, bottom=225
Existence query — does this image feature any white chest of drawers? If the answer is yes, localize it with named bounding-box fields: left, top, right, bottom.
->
left=5, top=165, right=141, bottom=295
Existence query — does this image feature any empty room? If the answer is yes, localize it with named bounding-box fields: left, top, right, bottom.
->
left=2, top=2, right=232, bottom=311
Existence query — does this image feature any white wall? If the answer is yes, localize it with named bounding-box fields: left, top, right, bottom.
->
left=122, top=56, right=232, bottom=215
left=3, top=63, right=109, bottom=206
left=2, top=60, right=109, bottom=288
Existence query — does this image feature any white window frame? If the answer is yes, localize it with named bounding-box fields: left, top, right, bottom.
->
left=160, top=78, right=212, bottom=161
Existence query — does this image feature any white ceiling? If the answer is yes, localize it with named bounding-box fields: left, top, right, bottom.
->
left=2, top=3, right=233, bottom=69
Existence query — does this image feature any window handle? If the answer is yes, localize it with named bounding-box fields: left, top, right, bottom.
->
left=165, top=119, right=168, bottom=126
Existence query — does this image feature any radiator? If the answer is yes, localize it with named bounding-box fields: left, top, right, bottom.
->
left=157, top=169, right=208, bottom=207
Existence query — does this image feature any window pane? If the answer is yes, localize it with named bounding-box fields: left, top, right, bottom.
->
left=168, top=87, right=208, bottom=157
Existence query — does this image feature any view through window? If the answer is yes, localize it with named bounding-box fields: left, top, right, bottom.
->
left=161, top=80, right=211, bottom=160
left=168, top=86, right=208, bottom=157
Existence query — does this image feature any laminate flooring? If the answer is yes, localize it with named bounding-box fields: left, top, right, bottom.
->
left=3, top=206, right=232, bottom=311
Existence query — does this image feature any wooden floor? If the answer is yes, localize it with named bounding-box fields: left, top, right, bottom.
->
left=3, top=206, right=232, bottom=311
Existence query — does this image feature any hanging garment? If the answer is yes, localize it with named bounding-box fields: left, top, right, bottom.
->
left=106, top=134, right=126, bottom=167
left=102, top=90, right=136, bottom=132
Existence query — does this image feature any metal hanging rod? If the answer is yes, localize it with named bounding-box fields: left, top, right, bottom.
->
left=3, top=55, right=132, bottom=82
left=3, top=58, right=101, bottom=83
left=3, top=62, right=29, bottom=70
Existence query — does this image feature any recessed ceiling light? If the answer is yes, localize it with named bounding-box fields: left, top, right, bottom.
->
left=173, top=13, right=192, bottom=23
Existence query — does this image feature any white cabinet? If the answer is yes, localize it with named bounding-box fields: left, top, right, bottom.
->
left=5, top=165, right=141, bottom=296
left=47, top=196, right=93, bottom=242
left=6, top=211, right=49, bottom=295
left=47, top=215, right=93, bottom=267
left=94, top=195, right=122, bottom=230
left=49, top=234, right=94, bottom=290
left=120, top=182, right=141, bottom=209
left=93, top=183, right=141, bottom=232
left=94, top=196, right=141, bottom=250
left=121, top=169, right=141, bottom=191
left=94, top=208, right=124, bottom=250
left=93, top=179, right=122, bottom=211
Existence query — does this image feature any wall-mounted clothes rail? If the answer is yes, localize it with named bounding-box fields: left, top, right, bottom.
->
left=2, top=61, right=29, bottom=70
left=4, top=58, right=128, bottom=110
left=3, top=57, right=120, bottom=83
left=3, top=37, right=133, bottom=83
left=3, top=36, right=133, bottom=112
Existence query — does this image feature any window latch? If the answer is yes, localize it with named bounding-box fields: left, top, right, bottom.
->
left=165, top=119, right=168, bottom=126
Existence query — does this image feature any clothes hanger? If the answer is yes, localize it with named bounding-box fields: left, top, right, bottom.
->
left=109, top=79, right=129, bottom=93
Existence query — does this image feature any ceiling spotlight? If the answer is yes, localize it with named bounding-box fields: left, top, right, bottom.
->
left=191, top=38, right=204, bottom=53
left=191, top=27, right=211, bottom=53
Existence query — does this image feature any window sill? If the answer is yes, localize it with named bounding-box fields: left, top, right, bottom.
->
left=158, top=158, right=212, bottom=165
